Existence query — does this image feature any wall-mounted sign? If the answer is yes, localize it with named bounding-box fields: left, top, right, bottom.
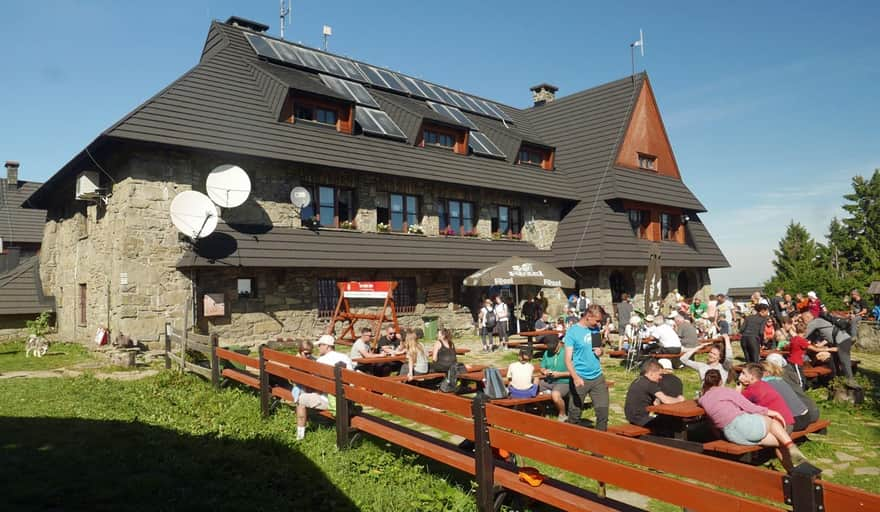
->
left=341, top=281, right=394, bottom=299
left=203, top=293, right=226, bottom=317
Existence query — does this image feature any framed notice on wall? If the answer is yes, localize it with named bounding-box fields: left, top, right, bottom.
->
left=203, top=293, right=226, bottom=317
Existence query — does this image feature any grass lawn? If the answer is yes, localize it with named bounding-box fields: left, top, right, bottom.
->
left=0, top=340, right=92, bottom=372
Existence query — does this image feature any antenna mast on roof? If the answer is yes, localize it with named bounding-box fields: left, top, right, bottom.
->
left=279, top=0, right=291, bottom=39
left=322, top=25, right=332, bottom=51
left=630, top=29, right=645, bottom=78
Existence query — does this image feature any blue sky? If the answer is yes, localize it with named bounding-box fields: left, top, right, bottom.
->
left=2, top=1, right=878, bottom=294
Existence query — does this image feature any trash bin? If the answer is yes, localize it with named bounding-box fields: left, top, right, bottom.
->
left=422, top=317, right=439, bottom=341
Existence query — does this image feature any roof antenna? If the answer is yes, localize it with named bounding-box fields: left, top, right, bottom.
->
left=322, top=25, right=332, bottom=51
left=630, top=29, right=645, bottom=79
left=279, top=0, right=291, bottom=40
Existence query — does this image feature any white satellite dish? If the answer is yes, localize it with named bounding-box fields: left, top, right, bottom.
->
left=170, top=191, right=219, bottom=240
left=206, top=164, right=251, bottom=208
left=290, top=186, right=312, bottom=208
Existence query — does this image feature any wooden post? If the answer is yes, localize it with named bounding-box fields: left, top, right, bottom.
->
left=164, top=322, right=171, bottom=370
left=334, top=363, right=352, bottom=450
left=210, top=334, right=220, bottom=390
left=784, top=463, right=824, bottom=512
left=259, top=345, right=270, bottom=418
left=472, top=393, right=495, bottom=512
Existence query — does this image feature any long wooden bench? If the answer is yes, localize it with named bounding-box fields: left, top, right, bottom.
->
left=702, top=419, right=832, bottom=458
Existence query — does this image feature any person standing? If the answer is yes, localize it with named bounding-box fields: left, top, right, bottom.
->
left=537, top=291, right=549, bottom=315
left=521, top=296, right=536, bottom=332
left=715, top=294, right=737, bottom=335
left=770, top=288, right=786, bottom=323
left=577, top=290, right=590, bottom=316
left=849, top=289, right=868, bottom=341
left=740, top=303, right=770, bottom=363
left=617, top=293, right=634, bottom=331
left=802, top=311, right=856, bottom=385
left=494, top=295, right=510, bottom=350
left=478, top=298, right=497, bottom=352
left=806, top=291, right=823, bottom=317
left=689, top=297, right=707, bottom=320
left=564, top=305, right=610, bottom=430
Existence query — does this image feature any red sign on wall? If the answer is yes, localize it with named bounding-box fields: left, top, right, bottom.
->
left=342, top=281, right=394, bottom=299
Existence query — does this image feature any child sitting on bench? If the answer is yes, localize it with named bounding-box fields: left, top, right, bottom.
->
left=507, top=349, right=538, bottom=398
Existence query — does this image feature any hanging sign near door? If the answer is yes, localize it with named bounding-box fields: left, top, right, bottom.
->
left=341, top=281, right=394, bottom=299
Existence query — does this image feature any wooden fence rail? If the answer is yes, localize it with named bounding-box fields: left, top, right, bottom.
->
left=163, top=322, right=217, bottom=381
left=177, top=340, right=880, bottom=512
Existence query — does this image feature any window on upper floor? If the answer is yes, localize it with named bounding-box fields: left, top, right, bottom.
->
left=301, top=185, right=356, bottom=228
left=282, top=92, right=353, bottom=133
left=419, top=123, right=468, bottom=155
left=516, top=144, right=554, bottom=171
left=628, top=209, right=650, bottom=239
left=491, top=205, right=521, bottom=235
left=638, top=153, right=657, bottom=171
left=660, top=212, right=682, bottom=242
left=378, top=193, right=420, bottom=232
left=438, top=199, right=476, bottom=234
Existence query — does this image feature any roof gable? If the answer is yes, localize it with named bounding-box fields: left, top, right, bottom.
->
left=614, top=78, right=681, bottom=179
left=0, top=179, right=46, bottom=243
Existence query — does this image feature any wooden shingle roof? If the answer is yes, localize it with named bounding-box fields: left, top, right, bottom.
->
left=0, top=179, right=45, bottom=244
left=0, top=256, right=54, bottom=315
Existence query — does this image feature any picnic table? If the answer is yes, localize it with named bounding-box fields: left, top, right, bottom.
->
left=646, top=399, right=707, bottom=441
left=515, top=329, right=563, bottom=353
left=352, top=354, right=406, bottom=365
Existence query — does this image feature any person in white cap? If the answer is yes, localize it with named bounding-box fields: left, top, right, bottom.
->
left=294, top=334, right=354, bottom=440
left=806, top=291, right=823, bottom=317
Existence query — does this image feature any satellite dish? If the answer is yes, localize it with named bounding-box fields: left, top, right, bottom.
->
left=170, top=191, right=219, bottom=240
left=206, top=164, right=251, bottom=208
left=290, top=186, right=312, bottom=208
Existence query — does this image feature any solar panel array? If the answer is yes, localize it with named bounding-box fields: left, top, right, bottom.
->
left=426, top=102, right=478, bottom=130
left=468, top=131, right=506, bottom=159
left=245, top=32, right=514, bottom=123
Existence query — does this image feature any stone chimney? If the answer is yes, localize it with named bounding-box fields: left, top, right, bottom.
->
left=530, top=83, right=559, bottom=107
left=5, top=161, right=19, bottom=190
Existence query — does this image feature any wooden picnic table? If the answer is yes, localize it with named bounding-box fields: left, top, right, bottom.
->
left=352, top=354, right=406, bottom=365
left=646, top=399, right=707, bottom=442
left=514, top=329, right=563, bottom=353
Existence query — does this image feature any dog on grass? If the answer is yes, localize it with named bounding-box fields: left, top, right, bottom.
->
left=25, top=335, right=49, bottom=358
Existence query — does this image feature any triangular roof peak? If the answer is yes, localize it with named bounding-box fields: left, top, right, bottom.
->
left=613, top=76, right=681, bottom=180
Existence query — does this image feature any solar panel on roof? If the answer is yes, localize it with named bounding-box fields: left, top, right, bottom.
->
left=356, top=107, right=407, bottom=140
left=426, top=102, right=478, bottom=130
left=469, top=131, right=506, bottom=158
left=243, top=33, right=514, bottom=123
left=245, top=33, right=281, bottom=60
left=315, top=53, right=345, bottom=76
left=319, top=74, right=379, bottom=108
left=358, top=64, right=391, bottom=88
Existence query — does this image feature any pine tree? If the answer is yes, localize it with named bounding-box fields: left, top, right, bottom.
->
left=766, top=222, right=827, bottom=295
left=840, top=169, right=880, bottom=282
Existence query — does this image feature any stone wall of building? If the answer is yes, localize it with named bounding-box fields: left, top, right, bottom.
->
left=39, top=142, right=554, bottom=343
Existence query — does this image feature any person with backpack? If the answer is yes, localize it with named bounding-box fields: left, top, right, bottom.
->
left=479, top=298, right=497, bottom=352
left=577, top=290, right=590, bottom=315
left=564, top=304, right=610, bottom=431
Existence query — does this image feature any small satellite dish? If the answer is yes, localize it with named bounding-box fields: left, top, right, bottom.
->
left=290, top=186, right=312, bottom=208
left=206, top=164, right=251, bottom=208
left=170, top=191, right=219, bottom=240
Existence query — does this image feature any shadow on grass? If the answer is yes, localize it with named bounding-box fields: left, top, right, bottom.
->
left=0, top=416, right=358, bottom=511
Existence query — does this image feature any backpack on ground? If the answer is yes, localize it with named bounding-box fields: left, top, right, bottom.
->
left=484, top=308, right=497, bottom=330
left=484, top=367, right=508, bottom=399
left=439, top=362, right=466, bottom=393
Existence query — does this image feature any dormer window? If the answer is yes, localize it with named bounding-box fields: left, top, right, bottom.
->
left=418, top=123, right=468, bottom=155
left=516, top=144, right=554, bottom=170
left=638, top=153, right=656, bottom=171
left=281, top=92, right=353, bottom=134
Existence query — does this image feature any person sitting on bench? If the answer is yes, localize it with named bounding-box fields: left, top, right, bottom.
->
left=699, top=369, right=809, bottom=472
left=645, top=315, right=682, bottom=367
left=624, top=360, right=684, bottom=436
left=738, top=363, right=797, bottom=433
left=538, top=335, right=571, bottom=422
left=396, top=331, right=428, bottom=381
left=507, top=349, right=539, bottom=398
left=295, top=335, right=353, bottom=441
left=680, top=335, right=734, bottom=384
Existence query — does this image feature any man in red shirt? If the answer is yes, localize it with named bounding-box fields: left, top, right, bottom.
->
left=739, top=363, right=795, bottom=432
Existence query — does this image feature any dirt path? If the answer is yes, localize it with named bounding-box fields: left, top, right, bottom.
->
left=0, top=361, right=159, bottom=381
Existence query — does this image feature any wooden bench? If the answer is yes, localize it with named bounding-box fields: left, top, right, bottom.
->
left=608, top=424, right=652, bottom=438
left=703, top=419, right=832, bottom=459
left=803, top=365, right=833, bottom=379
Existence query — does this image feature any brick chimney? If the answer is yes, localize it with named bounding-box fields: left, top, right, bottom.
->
left=530, top=83, right=559, bottom=107
left=5, top=161, right=19, bottom=190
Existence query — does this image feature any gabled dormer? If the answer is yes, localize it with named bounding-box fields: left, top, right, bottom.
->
left=417, top=121, right=469, bottom=155
left=516, top=143, right=554, bottom=171
left=280, top=91, right=354, bottom=134
left=614, top=77, right=681, bottom=179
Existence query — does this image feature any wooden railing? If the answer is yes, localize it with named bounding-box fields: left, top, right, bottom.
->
left=163, top=322, right=218, bottom=382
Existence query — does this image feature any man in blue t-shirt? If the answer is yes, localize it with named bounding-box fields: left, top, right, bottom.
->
left=564, top=304, right=610, bottom=431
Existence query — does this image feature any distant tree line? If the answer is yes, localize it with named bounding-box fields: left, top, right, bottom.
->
left=765, top=169, right=880, bottom=310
